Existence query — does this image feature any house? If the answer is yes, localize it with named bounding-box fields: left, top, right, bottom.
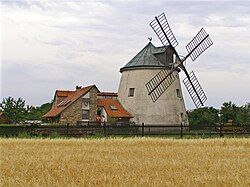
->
left=0, top=112, right=11, bottom=124
left=43, top=85, right=132, bottom=125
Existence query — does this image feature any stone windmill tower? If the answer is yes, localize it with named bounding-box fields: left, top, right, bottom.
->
left=118, top=41, right=187, bottom=125
left=118, top=13, right=213, bottom=125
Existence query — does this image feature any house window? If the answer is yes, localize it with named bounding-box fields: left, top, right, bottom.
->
left=82, top=98, right=89, bottom=109
left=128, top=88, right=135, bottom=97
left=176, top=89, right=181, bottom=98
left=82, top=110, right=89, bottom=120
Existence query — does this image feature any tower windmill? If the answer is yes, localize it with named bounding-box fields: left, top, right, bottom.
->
left=146, top=13, right=213, bottom=108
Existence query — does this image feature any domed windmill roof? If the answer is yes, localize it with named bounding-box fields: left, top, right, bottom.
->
left=120, top=42, right=171, bottom=72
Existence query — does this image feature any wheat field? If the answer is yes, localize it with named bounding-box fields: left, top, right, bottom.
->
left=0, top=138, right=249, bottom=186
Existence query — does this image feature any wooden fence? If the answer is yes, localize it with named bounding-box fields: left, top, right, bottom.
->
left=19, top=122, right=250, bottom=138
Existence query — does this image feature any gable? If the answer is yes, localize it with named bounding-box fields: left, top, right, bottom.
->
left=44, top=85, right=98, bottom=118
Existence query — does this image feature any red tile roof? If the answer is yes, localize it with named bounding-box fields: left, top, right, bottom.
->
left=98, top=92, right=118, bottom=97
left=97, top=98, right=132, bottom=118
left=55, top=90, right=75, bottom=97
left=44, top=85, right=95, bottom=118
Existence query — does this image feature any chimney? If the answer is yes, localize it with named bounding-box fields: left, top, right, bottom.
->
left=75, top=86, right=82, bottom=90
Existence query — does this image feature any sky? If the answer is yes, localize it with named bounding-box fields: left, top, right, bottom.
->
left=1, top=0, right=249, bottom=109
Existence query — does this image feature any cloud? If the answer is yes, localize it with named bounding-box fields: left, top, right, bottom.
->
left=1, top=1, right=249, bottom=109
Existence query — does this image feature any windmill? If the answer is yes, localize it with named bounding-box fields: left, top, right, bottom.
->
left=145, top=13, right=213, bottom=108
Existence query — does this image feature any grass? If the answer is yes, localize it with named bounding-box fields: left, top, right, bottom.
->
left=0, top=138, right=249, bottom=186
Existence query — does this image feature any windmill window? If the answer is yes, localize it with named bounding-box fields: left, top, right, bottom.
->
left=128, top=88, right=135, bottom=97
left=181, top=113, right=184, bottom=121
left=173, top=54, right=176, bottom=63
left=176, top=89, right=181, bottom=98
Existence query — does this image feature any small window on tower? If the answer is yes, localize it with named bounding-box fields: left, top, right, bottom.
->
left=173, top=54, right=176, bottom=63
left=128, top=88, right=135, bottom=97
left=176, top=89, right=181, bottom=98
left=181, top=113, right=184, bottom=121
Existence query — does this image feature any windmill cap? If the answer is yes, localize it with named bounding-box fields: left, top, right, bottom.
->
left=120, top=42, right=172, bottom=72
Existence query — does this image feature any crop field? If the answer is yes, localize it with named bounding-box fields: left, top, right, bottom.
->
left=0, top=138, right=250, bottom=186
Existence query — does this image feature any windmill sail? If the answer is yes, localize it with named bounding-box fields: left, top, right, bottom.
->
left=150, top=13, right=178, bottom=48
left=146, top=69, right=176, bottom=102
left=182, top=71, right=207, bottom=108
left=146, top=12, right=212, bottom=108
left=185, top=28, right=213, bottom=61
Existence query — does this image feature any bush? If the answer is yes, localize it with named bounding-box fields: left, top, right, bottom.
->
left=188, top=107, right=219, bottom=126
left=0, top=125, right=26, bottom=137
left=17, top=131, right=32, bottom=138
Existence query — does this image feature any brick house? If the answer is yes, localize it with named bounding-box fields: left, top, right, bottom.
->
left=43, top=85, right=132, bottom=125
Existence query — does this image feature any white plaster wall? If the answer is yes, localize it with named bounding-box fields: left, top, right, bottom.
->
left=118, top=68, right=188, bottom=125
left=99, top=107, right=108, bottom=122
left=82, top=92, right=90, bottom=98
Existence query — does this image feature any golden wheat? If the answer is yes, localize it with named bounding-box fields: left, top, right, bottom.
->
left=0, top=138, right=249, bottom=186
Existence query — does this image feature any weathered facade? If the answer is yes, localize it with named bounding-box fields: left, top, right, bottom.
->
left=60, top=87, right=98, bottom=124
left=44, top=85, right=99, bottom=125
left=118, top=42, right=188, bottom=125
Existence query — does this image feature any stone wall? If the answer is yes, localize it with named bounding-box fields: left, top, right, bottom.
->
left=89, top=87, right=98, bottom=121
left=60, top=97, right=82, bottom=125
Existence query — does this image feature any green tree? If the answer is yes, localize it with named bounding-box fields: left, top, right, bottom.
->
left=220, top=101, right=238, bottom=124
left=188, top=107, right=219, bottom=126
left=235, top=103, right=250, bottom=125
left=26, top=102, right=52, bottom=120
left=0, top=97, right=26, bottom=123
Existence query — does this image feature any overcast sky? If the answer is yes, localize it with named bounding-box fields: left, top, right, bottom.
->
left=1, top=0, right=249, bottom=109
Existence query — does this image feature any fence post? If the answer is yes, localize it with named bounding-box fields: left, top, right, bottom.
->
left=24, top=125, right=29, bottom=136
left=219, top=123, right=223, bottom=137
left=24, top=125, right=27, bottom=133
left=66, top=123, right=69, bottom=136
left=103, top=122, right=107, bottom=138
left=209, top=123, right=212, bottom=138
left=180, top=122, right=183, bottom=139
left=142, top=123, right=144, bottom=137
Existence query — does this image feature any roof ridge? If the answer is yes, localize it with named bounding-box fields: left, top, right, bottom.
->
left=56, top=90, right=75, bottom=91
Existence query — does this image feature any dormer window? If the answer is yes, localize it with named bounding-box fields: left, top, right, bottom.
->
left=57, top=100, right=71, bottom=107
left=110, top=105, right=117, bottom=110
